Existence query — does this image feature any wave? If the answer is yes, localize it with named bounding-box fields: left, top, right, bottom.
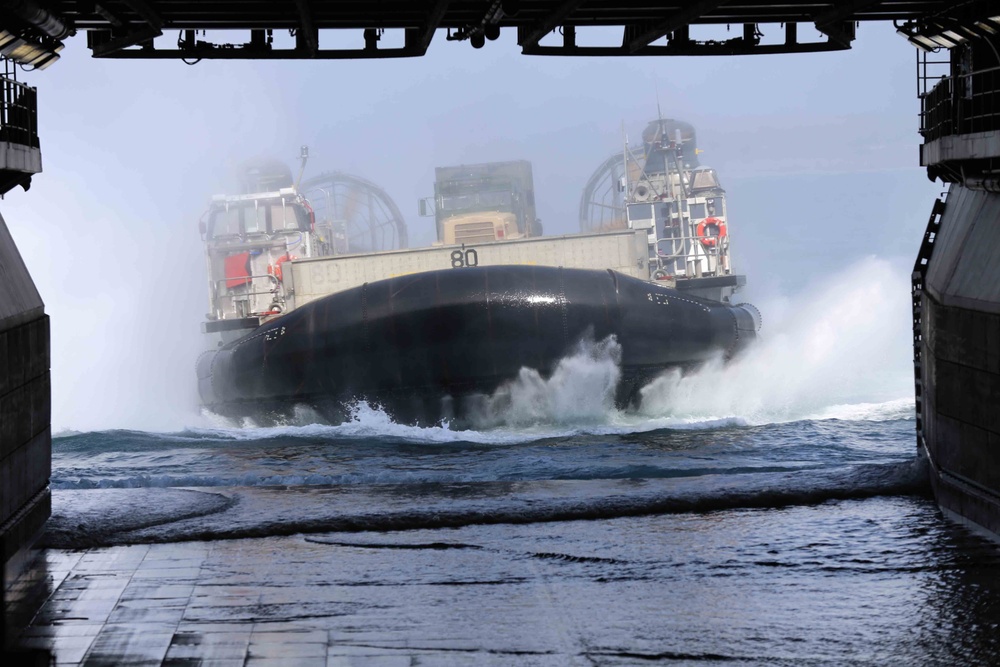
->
left=41, top=458, right=931, bottom=548
left=801, top=397, right=915, bottom=422
left=50, top=461, right=843, bottom=491
left=53, top=395, right=914, bottom=456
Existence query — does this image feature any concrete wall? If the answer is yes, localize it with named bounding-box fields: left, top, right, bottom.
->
left=0, top=211, right=50, bottom=647
left=922, top=185, right=1000, bottom=536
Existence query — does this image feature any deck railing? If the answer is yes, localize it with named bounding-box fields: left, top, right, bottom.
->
left=0, top=75, right=39, bottom=149
left=212, top=275, right=282, bottom=320
left=919, top=49, right=1000, bottom=143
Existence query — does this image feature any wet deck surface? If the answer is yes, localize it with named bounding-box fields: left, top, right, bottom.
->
left=11, top=531, right=613, bottom=666
left=9, top=497, right=1000, bottom=666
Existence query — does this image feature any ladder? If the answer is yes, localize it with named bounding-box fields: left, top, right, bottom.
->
left=911, top=194, right=946, bottom=450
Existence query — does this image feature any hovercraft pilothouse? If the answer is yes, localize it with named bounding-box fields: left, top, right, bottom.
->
left=199, top=157, right=410, bottom=347
left=625, top=119, right=744, bottom=304
left=200, top=163, right=317, bottom=345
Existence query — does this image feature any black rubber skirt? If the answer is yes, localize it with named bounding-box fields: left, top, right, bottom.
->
left=198, top=265, right=759, bottom=423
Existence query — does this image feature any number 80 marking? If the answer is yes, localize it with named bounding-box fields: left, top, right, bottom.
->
left=450, top=248, right=479, bottom=268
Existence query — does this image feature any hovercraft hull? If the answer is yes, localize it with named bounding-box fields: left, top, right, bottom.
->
left=197, top=265, right=758, bottom=424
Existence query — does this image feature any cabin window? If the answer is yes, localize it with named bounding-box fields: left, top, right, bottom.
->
left=211, top=206, right=242, bottom=238
left=440, top=193, right=474, bottom=212
left=707, top=199, right=724, bottom=217
left=689, top=203, right=706, bottom=219
left=692, top=170, right=720, bottom=190
left=270, top=203, right=298, bottom=231
left=440, top=190, right=512, bottom=213
left=245, top=205, right=267, bottom=234
left=478, top=190, right=512, bottom=209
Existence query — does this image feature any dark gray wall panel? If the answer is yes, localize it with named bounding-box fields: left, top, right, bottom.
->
left=0, top=212, right=50, bottom=648
left=926, top=187, right=1000, bottom=314
left=0, top=216, right=42, bottom=332
left=922, top=187, right=1000, bottom=539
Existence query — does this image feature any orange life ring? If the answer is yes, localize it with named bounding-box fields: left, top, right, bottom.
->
left=696, top=217, right=727, bottom=247
left=267, top=254, right=296, bottom=282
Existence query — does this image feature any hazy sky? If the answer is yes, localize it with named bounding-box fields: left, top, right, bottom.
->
left=1, top=23, right=940, bottom=430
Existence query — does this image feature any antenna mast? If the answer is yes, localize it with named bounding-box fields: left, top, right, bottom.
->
left=295, top=145, right=309, bottom=189
left=622, top=120, right=629, bottom=203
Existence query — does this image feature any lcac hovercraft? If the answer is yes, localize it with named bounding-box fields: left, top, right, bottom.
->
left=197, top=133, right=759, bottom=425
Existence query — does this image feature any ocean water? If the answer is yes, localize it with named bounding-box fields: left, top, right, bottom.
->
left=40, top=259, right=1000, bottom=663
left=47, top=396, right=922, bottom=544
left=43, top=379, right=1000, bottom=663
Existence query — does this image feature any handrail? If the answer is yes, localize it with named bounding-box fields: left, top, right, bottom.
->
left=654, top=233, right=730, bottom=277
left=656, top=238, right=723, bottom=256
left=213, top=274, right=280, bottom=292
left=0, top=76, right=39, bottom=149
left=211, top=274, right=282, bottom=320
left=919, top=53, right=1000, bottom=143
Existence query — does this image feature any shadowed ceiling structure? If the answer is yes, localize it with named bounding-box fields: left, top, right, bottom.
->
left=0, top=0, right=995, bottom=65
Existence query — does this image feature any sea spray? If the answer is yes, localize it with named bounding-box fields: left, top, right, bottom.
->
left=639, top=257, right=914, bottom=425
left=464, top=335, right=623, bottom=428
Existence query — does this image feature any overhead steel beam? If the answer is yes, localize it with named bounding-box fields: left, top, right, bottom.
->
left=89, top=24, right=161, bottom=56
left=517, top=0, right=583, bottom=50
left=93, top=43, right=426, bottom=59
left=118, top=0, right=163, bottom=31
left=25, top=0, right=961, bottom=62
left=93, top=3, right=126, bottom=28
left=293, top=0, right=318, bottom=55
left=626, top=0, right=730, bottom=54
left=525, top=35, right=851, bottom=57
left=813, top=0, right=884, bottom=28
left=813, top=0, right=877, bottom=46
left=88, top=0, right=163, bottom=56
left=407, top=0, right=449, bottom=54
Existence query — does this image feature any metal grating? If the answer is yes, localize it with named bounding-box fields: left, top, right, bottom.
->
left=453, top=221, right=497, bottom=244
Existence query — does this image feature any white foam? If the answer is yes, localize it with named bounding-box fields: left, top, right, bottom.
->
left=801, top=397, right=915, bottom=422
left=637, top=257, right=915, bottom=426
left=190, top=401, right=539, bottom=445
left=465, top=335, right=623, bottom=428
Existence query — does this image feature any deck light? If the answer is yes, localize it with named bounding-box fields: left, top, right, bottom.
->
left=0, top=29, right=63, bottom=69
